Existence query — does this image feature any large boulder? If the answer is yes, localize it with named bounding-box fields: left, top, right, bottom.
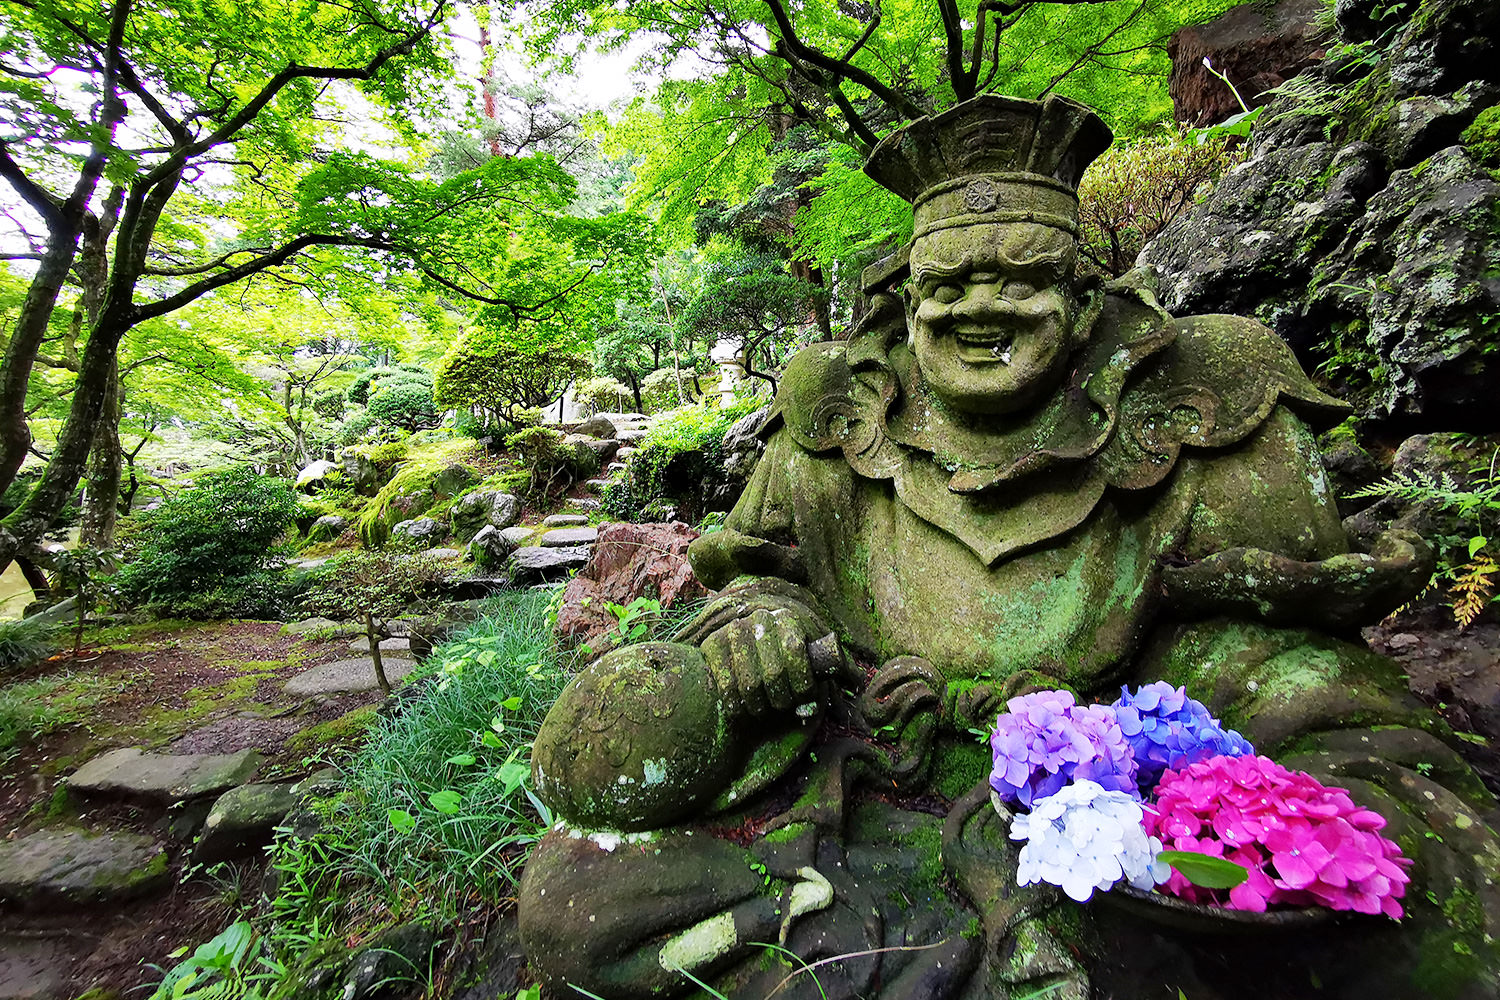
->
left=721, top=405, right=770, bottom=484
left=0, top=828, right=168, bottom=909
left=295, top=459, right=340, bottom=492
left=1142, top=0, right=1500, bottom=430
left=469, top=524, right=518, bottom=570
left=509, top=545, right=591, bottom=585
left=391, top=516, right=445, bottom=548
left=307, top=513, right=349, bottom=543
left=1167, top=0, right=1327, bottom=126
left=341, top=447, right=381, bottom=496
left=450, top=490, right=522, bottom=540
left=554, top=522, right=710, bottom=652
left=193, top=782, right=299, bottom=863
left=572, top=414, right=618, bottom=438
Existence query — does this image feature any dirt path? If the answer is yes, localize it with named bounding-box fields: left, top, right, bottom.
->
left=0, top=619, right=400, bottom=997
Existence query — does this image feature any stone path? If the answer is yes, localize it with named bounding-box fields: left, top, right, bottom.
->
left=68, top=748, right=261, bottom=806
left=283, top=656, right=416, bottom=696
left=0, top=829, right=168, bottom=908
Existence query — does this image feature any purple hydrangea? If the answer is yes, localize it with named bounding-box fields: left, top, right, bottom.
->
left=989, top=690, right=1139, bottom=809
left=1110, top=681, right=1254, bottom=791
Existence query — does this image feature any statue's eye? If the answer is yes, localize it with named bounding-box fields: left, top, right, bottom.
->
left=1004, top=280, right=1037, bottom=300
left=930, top=283, right=963, bottom=304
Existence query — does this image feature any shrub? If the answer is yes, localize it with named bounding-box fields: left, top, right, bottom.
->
left=346, top=364, right=430, bottom=406
left=639, top=367, right=699, bottom=414
left=366, top=375, right=439, bottom=432
left=601, top=398, right=762, bottom=523
left=574, top=376, right=635, bottom=417
left=312, top=387, right=346, bottom=420
left=504, top=426, right=596, bottom=500
left=0, top=617, right=56, bottom=672
left=1077, top=129, right=1245, bottom=277
left=298, top=550, right=453, bottom=620
left=112, top=469, right=300, bottom=618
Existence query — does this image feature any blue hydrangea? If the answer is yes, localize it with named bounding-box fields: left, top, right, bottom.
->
left=1111, top=681, right=1254, bottom=791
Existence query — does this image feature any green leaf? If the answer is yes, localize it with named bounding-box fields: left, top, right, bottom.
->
left=501, top=695, right=524, bottom=711
left=1470, top=535, right=1488, bottom=558
left=481, top=731, right=504, bottom=748
left=1157, top=850, right=1249, bottom=889
left=477, top=649, right=497, bottom=666
left=446, top=753, right=477, bottom=766
left=387, top=808, right=416, bottom=833
left=428, top=789, right=463, bottom=815
left=498, top=760, right=530, bottom=796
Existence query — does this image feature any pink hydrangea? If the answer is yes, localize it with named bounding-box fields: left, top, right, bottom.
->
left=1144, top=754, right=1411, bottom=918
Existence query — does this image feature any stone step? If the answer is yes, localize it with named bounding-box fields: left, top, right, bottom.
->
left=68, top=748, right=261, bottom=807
left=607, top=462, right=628, bottom=473
left=584, top=479, right=612, bottom=494
left=193, top=782, right=300, bottom=864
left=539, top=527, right=598, bottom=547
left=509, top=545, right=592, bottom=584
left=0, top=829, right=168, bottom=909
left=346, top=636, right=413, bottom=654
left=284, top=657, right=416, bottom=696
left=543, top=513, right=590, bottom=527
left=566, top=497, right=601, bottom=512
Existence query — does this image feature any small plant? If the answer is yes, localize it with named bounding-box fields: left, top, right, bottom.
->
left=0, top=617, right=56, bottom=672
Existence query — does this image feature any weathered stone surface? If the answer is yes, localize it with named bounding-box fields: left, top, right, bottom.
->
left=418, top=547, right=463, bottom=560
left=0, top=934, right=72, bottom=997
left=1144, top=0, right=1500, bottom=428
left=565, top=497, right=601, bottom=511
left=391, top=516, right=444, bottom=547
left=469, top=525, right=516, bottom=570
left=538, top=526, right=598, bottom=547
left=542, top=513, right=590, bottom=527
left=565, top=434, right=621, bottom=465
left=307, top=513, right=349, bottom=543
left=341, top=447, right=381, bottom=496
left=284, top=657, right=415, bottom=696
left=615, top=428, right=648, bottom=444
left=1167, top=0, right=1326, bottom=126
left=508, top=545, right=591, bottom=584
left=0, top=829, right=167, bottom=909
left=296, top=459, right=340, bottom=491
left=193, top=782, right=299, bottom=863
left=555, top=522, right=709, bottom=651
left=281, top=616, right=361, bottom=637
left=722, top=406, right=770, bottom=482
left=69, top=748, right=261, bottom=806
left=450, top=490, right=521, bottom=540
left=1343, top=432, right=1485, bottom=545
left=347, top=636, right=412, bottom=654
left=571, top=414, right=618, bottom=438
left=500, top=525, right=536, bottom=547
left=583, top=478, right=612, bottom=493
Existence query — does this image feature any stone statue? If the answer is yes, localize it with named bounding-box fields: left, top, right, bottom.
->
left=518, top=95, right=1500, bottom=999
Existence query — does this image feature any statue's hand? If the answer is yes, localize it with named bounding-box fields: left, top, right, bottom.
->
left=700, top=604, right=839, bottom=718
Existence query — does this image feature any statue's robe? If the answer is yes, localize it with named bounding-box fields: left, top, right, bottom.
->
left=521, top=281, right=1500, bottom=1000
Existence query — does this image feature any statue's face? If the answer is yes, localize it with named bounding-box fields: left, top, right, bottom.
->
left=906, top=223, right=1085, bottom=416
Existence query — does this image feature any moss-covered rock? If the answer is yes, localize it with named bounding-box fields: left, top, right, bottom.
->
left=355, top=441, right=480, bottom=548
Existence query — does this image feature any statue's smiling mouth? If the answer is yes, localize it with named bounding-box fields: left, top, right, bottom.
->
left=953, top=329, right=1015, bottom=365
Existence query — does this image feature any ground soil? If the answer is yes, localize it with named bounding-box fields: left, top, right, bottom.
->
left=0, top=619, right=396, bottom=998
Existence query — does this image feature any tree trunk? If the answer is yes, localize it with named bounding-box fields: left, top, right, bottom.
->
left=0, top=310, right=130, bottom=575
left=79, top=362, right=122, bottom=548
left=625, top=371, right=643, bottom=414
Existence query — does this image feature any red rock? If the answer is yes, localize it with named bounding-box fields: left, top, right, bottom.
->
left=1168, top=0, right=1326, bottom=127
left=554, top=522, right=710, bottom=651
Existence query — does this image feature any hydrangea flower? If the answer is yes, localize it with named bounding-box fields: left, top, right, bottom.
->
left=1009, top=779, right=1169, bottom=901
left=1145, top=754, right=1411, bottom=917
left=1111, top=682, right=1254, bottom=791
left=990, top=690, right=1138, bottom=809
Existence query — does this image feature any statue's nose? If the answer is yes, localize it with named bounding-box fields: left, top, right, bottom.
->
left=951, top=282, right=1013, bottom=321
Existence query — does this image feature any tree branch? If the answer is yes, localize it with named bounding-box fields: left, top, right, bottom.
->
left=0, top=143, right=63, bottom=231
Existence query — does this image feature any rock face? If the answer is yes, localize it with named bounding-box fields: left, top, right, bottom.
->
left=554, top=522, right=710, bottom=651
left=721, top=405, right=771, bottom=490
left=0, top=829, right=168, bottom=909
left=450, top=490, right=522, bottom=541
left=1167, top=0, right=1327, bottom=126
left=193, top=782, right=299, bottom=863
left=1143, top=0, right=1500, bottom=430
left=68, top=748, right=261, bottom=806
left=391, top=516, right=444, bottom=547
left=307, top=513, right=349, bottom=543
left=341, top=447, right=382, bottom=496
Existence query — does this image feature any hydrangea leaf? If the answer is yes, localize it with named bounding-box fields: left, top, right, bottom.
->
left=1157, top=850, right=1249, bottom=889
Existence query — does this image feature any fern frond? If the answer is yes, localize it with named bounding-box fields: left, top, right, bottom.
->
left=1451, top=559, right=1498, bottom=630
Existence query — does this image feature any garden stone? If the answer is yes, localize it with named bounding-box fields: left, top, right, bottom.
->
left=566, top=497, right=601, bottom=511
left=307, top=514, right=349, bottom=542
left=347, top=636, right=412, bottom=654
left=0, top=829, right=168, bottom=909
left=614, top=428, right=648, bottom=443
left=615, top=446, right=637, bottom=461
left=418, top=547, right=463, bottom=560
left=500, top=525, right=537, bottom=547
left=469, top=525, right=517, bottom=570
left=295, top=459, right=339, bottom=491
left=391, top=516, right=444, bottom=547
left=68, top=747, right=261, bottom=806
left=606, top=462, right=627, bottom=473
left=283, top=657, right=416, bottom=696
left=193, top=782, right=299, bottom=863
left=583, top=478, right=612, bottom=493
left=1165, top=0, right=1325, bottom=127
left=542, top=514, right=589, bottom=527
left=0, top=934, right=72, bottom=998
left=554, top=522, right=708, bottom=652
left=538, top=526, right=597, bottom=547
left=342, top=922, right=442, bottom=1000
left=341, top=447, right=381, bottom=496
left=520, top=92, right=1490, bottom=999
left=565, top=434, right=620, bottom=464
left=721, top=405, right=770, bottom=481
left=450, top=490, right=521, bottom=539
left=508, top=545, right=591, bottom=585
left=572, top=414, right=618, bottom=438
left=282, top=616, right=361, bottom=638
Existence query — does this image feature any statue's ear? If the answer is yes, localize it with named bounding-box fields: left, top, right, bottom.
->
left=1071, top=273, right=1106, bottom=346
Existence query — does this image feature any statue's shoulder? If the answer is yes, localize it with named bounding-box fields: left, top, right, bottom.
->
left=764, top=342, right=855, bottom=452
left=1135, top=311, right=1352, bottom=444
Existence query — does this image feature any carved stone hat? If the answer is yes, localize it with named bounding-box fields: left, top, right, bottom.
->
left=864, top=94, right=1112, bottom=239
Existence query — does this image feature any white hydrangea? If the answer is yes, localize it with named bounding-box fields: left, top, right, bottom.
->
left=1008, top=779, right=1169, bottom=902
